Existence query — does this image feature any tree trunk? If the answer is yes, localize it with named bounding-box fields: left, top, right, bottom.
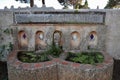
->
left=30, top=0, right=34, bottom=7
left=42, top=0, right=45, bottom=5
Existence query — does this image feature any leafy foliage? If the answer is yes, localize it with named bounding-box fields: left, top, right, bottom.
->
left=15, top=0, right=45, bottom=7
left=18, top=51, right=49, bottom=63
left=82, top=0, right=89, bottom=9
left=18, top=43, right=63, bottom=63
left=105, top=0, right=120, bottom=8
left=58, top=0, right=79, bottom=9
left=74, top=3, right=83, bottom=9
left=15, top=0, right=30, bottom=3
left=74, top=0, right=89, bottom=9
left=66, top=52, right=104, bottom=65
left=46, top=44, right=63, bottom=57
left=15, top=0, right=34, bottom=7
left=3, top=28, right=11, bottom=34
left=58, top=0, right=68, bottom=9
left=57, top=0, right=89, bottom=9
left=0, top=42, right=13, bottom=60
left=0, top=28, right=13, bottom=61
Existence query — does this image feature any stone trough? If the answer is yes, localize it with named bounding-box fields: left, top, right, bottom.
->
left=7, top=51, right=113, bottom=80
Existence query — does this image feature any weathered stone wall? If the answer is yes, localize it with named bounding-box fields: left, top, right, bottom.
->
left=0, top=10, right=13, bottom=61
left=11, top=24, right=106, bottom=51
left=105, top=10, right=120, bottom=59
left=0, top=8, right=120, bottom=60
left=58, top=52, right=113, bottom=80
left=7, top=51, right=58, bottom=80
left=0, top=10, right=13, bottom=27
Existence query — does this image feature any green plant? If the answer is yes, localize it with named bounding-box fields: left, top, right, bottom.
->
left=18, top=51, right=49, bottom=63
left=74, top=9, right=79, bottom=13
left=3, top=28, right=11, bottom=34
left=46, top=44, right=63, bottom=57
left=0, top=42, right=13, bottom=60
left=66, top=52, right=104, bottom=65
left=0, top=45, right=5, bottom=58
left=18, top=43, right=63, bottom=63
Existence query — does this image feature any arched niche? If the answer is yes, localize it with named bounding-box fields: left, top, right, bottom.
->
left=35, top=31, right=46, bottom=50
left=53, top=30, right=63, bottom=47
left=18, top=30, right=28, bottom=50
left=88, top=31, right=98, bottom=49
left=70, top=31, right=80, bottom=49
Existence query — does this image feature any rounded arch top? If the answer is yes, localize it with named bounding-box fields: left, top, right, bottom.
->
left=36, top=31, right=44, bottom=40
left=71, top=31, right=80, bottom=41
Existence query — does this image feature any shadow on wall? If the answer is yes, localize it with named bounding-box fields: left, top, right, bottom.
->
left=70, top=31, right=80, bottom=50
left=35, top=31, right=46, bottom=50
left=88, top=31, right=98, bottom=49
left=18, top=30, right=28, bottom=50
left=53, top=30, right=63, bottom=47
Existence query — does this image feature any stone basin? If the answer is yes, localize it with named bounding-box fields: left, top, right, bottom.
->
left=7, top=51, right=113, bottom=80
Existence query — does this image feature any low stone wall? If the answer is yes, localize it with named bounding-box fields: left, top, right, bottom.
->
left=7, top=51, right=113, bottom=80
left=57, top=52, right=113, bottom=80
left=7, top=51, right=58, bottom=80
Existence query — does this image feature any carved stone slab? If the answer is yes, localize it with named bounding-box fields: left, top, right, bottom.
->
left=14, top=11, right=105, bottom=24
